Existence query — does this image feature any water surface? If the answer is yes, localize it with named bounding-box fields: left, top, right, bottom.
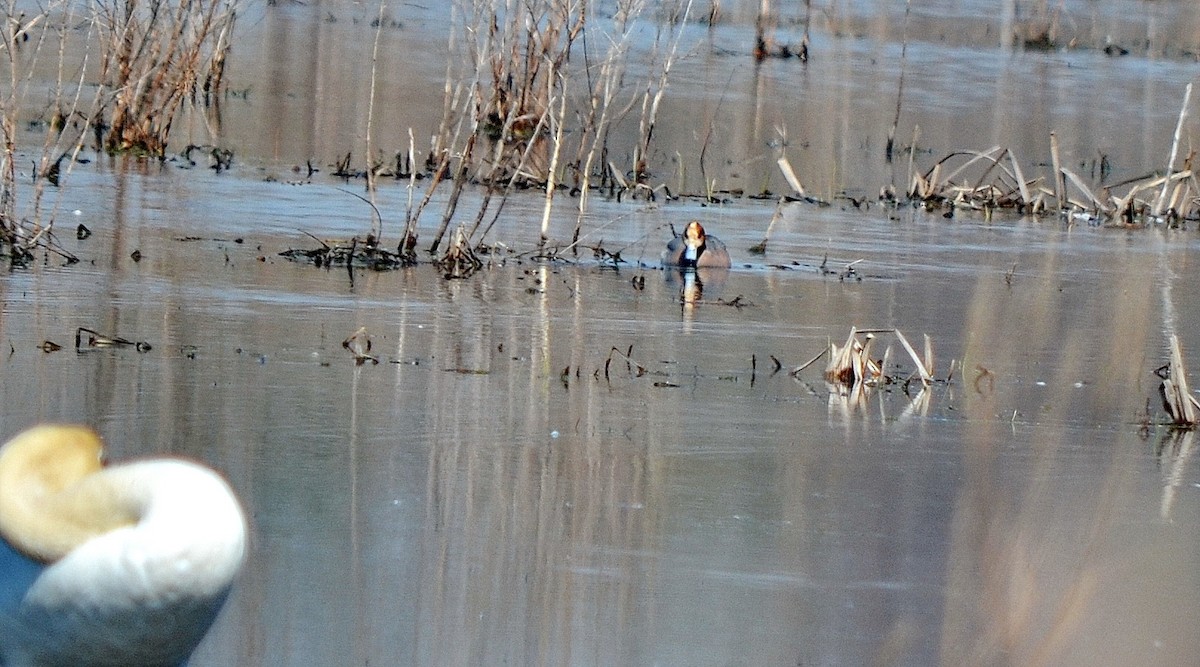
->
left=3, top=1, right=1200, bottom=665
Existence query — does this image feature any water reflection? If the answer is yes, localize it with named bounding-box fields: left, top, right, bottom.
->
left=664, top=265, right=729, bottom=307
left=1157, top=429, right=1196, bottom=521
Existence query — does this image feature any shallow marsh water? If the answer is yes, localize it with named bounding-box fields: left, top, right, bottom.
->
left=2, top=164, right=1199, bottom=665
left=3, top=1, right=1200, bottom=665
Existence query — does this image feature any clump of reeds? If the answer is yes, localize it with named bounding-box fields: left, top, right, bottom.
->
left=897, top=85, right=1200, bottom=226
left=1157, top=334, right=1200, bottom=427
left=2, top=0, right=238, bottom=266
left=0, top=0, right=95, bottom=266
left=795, top=327, right=938, bottom=390
left=409, top=0, right=695, bottom=257
left=435, top=226, right=483, bottom=279
left=94, top=0, right=238, bottom=156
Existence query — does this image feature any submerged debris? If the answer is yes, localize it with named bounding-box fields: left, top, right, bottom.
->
left=280, top=233, right=416, bottom=270
left=435, top=226, right=483, bottom=279
left=75, top=327, right=151, bottom=352
left=342, top=327, right=378, bottom=366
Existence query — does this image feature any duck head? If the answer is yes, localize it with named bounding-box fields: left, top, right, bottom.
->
left=681, top=221, right=709, bottom=266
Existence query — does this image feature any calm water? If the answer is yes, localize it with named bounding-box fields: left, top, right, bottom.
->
left=2, top=164, right=1199, bottom=665
left=3, top=1, right=1200, bottom=665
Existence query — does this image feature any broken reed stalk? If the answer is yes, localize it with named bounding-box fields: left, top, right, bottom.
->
left=777, top=155, right=805, bottom=197
left=1060, top=166, right=1106, bottom=211
left=364, top=0, right=386, bottom=240
left=402, top=128, right=417, bottom=244
left=892, top=328, right=933, bottom=384
left=903, top=124, right=920, bottom=197
left=634, top=0, right=692, bottom=191
left=1049, top=131, right=1064, bottom=212
left=749, top=197, right=785, bottom=254
left=885, top=0, right=912, bottom=163
left=539, top=71, right=567, bottom=246
left=1007, top=148, right=1031, bottom=209
left=1161, top=334, right=1200, bottom=426
left=1154, top=83, right=1192, bottom=217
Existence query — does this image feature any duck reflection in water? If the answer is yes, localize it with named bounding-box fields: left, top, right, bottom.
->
left=0, top=424, right=247, bottom=667
left=663, top=221, right=731, bottom=305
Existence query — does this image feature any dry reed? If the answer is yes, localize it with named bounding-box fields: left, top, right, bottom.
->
left=95, top=0, right=238, bottom=156
left=900, top=95, right=1200, bottom=226
left=793, top=327, right=936, bottom=392
left=411, top=0, right=695, bottom=257
left=1158, top=334, right=1200, bottom=427
left=0, top=0, right=97, bottom=265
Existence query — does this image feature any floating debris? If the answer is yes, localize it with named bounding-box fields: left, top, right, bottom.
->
left=74, top=327, right=151, bottom=352
left=280, top=232, right=416, bottom=271
left=342, top=327, right=378, bottom=366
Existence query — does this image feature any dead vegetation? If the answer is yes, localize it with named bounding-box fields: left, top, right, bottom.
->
left=886, top=85, right=1200, bottom=226
left=1, top=0, right=237, bottom=267
left=1151, top=335, right=1200, bottom=520
left=279, top=232, right=415, bottom=271
left=319, top=0, right=704, bottom=259
left=7, top=0, right=1200, bottom=277
left=798, top=327, right=950, bottom=417
left=34, top=326, right=152, bottom=353
left=342, top=327, right=378, bottom=366
left=0, top=0, right=93, bottom=266
left=96, top=0, right=238, bottom=156
left=1156, top=334, right=1200, bottom=428
left=792, top=327, right=943, bottom=390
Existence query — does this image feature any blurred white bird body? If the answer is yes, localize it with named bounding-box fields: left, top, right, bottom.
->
left=0, top=425, right=247, bottom=667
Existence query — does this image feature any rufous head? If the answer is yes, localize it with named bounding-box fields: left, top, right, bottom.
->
left=683, top=221, right=707, bottom=262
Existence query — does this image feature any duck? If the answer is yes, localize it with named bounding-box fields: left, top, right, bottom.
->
left=0, top=424, right=247, bottom=667
left=662, top=220, right=731, bottom=269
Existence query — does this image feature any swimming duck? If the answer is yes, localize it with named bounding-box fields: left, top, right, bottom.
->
left=0, top=424, right=247, bottom=667
left=662, top=220, right=731, bottom=269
